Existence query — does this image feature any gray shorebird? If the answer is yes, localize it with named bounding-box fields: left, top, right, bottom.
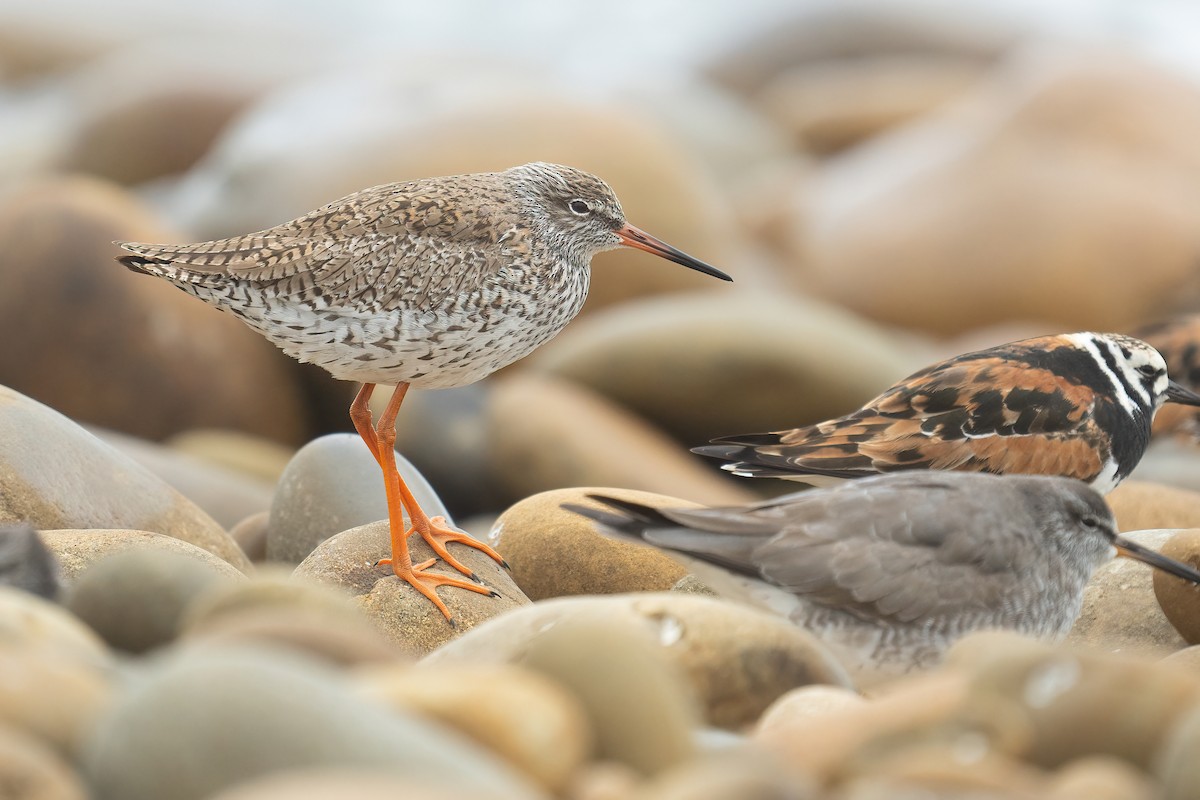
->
left=566, top=471, right=1200, bottom=679
left=694, top=332, right=1200, bottom=494
left=116, top=162, right=732, bottom=621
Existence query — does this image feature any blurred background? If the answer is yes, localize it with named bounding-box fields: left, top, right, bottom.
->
left=4, top=0, right=1200, bottom=531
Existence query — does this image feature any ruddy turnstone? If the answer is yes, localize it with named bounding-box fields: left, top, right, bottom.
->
left=116, top=162, right=731, bottom=622
left=1134, top=316, right=1200, bottom=443
left=693, top=332, right=1200, bottom=494
left=566, top=471, right=1200, bottom=679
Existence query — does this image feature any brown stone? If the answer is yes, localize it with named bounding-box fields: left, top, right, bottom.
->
left=40, top=529, right=245, bottom=587
left=1047, top=756, right=1155, bottom=800
left=354, top=663, right=590, bottom=792
left=1156, top=702, right=1200, bottom=800
left=755, top=685, right=866, bottom=738
left=206, top=769, right=519, bottom=800
left=490, top=488, right=693, bottom=601
left=0, top=177, right=309, bottom=444
left=293, top=520, right=528, bottom=654
left=485, top=374, right=759, bottom=508
left=1152, top=529, right=1200, bottom=643
left=1107, top=481, right=1200, bottom=531
left=0, top=724, right=88, bottom=800
left=229, top=512, right=269, bottom=563
left=0, top=385, right=249, bottom=571
left=425, top=593, right=852, bottom=730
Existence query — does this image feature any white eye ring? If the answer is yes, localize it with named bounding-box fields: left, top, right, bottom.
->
left=568, top=199, right=591, bottom=215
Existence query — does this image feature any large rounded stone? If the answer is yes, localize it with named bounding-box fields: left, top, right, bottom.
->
left=490, top=487, right=693, bottom=601
left=485, top=374, right=759, bottom=507
left=528, top=291, right=928, bottom=445
left=294, top=520, right=527, bottom=654
left=206, top=768, right=526, bottom=800
left=0, top=385, right=249, bottom=571
left=424, top=593, right=852, bottom=730
left=0, top=178, right=309, bottom=444
left=40, top=529, right=244, bottom=587
left=355, top=663, right=590, bottom=792
left=265, top=434, right=450, bottom=565
left=1156, top=702, right=1200, bottom=800
left=1065, top=529, right=1186, bottom=657
left=92, top=427, right=274, bottom=530
left=64, top=545, right=244, bottom=653
left=803, top=48, right=1200, bottom=334
left=1047, top=756, right=1155, bottom=800
left=82, top=647, right=542, bottom=800
left=1107, top=481, right=1200, bottom=532
left=1152, top=529, right=1200, bottom=644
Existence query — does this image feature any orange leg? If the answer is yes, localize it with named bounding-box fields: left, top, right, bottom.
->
left=350, top=382, right=504, bottom=623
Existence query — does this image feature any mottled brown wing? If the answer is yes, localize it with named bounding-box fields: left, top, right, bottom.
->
left=659, top=472, right=1045, bottom=624
left=754, top=354, right=1108, bottom=481
left=117, top=172, right=525, bottom=309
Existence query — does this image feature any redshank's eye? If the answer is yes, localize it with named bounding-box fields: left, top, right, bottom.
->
left=568, top=199, right=591, bottom=215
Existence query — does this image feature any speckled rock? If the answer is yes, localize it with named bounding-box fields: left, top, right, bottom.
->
left=1107, top=481, right=1200, bottom=532
left=40, top=529, right=244, bottom=587
left=92, top=427, right=274, bottom=530
left=0, top=524, right=59, bottom=599
left=0, top=724, right=88, bottom=800
left=528, top=292, right=927, bottom=445
left=294, top=520, right=527, bottom=654
left=491, top=488, right=693, bottom=601
left=82, top=647, right=542, bottom=800
left=485, top=375, right=759, bottom=507
left=355, top=663, right=590, bottom=792
left=0, top=178, right=309, bottom=444
left=265, top=434, right=450, bottom=565
left=803, top=48, right=1200, bottom=334
left=64, top=546, right=244, bottom=653
left=0, top=385, right=250, bottom=571
left=1152, top=529, right=1200, bottom=644
left=0, top=588, right=114, bottom=757
left=951, top=632, right=1200, bottom=770
left=424, top=593, right=852, bottom=730
left=1065, top=529, right=1186, bottom=657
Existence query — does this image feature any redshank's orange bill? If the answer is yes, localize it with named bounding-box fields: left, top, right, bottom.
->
left=615, top=223, right=732, bottom=282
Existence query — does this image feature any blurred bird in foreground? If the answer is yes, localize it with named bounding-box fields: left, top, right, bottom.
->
left=695, top=332, right=1200, bottom=494
left=116, top=162, right=731, bottom=622
left=567, top=471, right=1200, bottom=679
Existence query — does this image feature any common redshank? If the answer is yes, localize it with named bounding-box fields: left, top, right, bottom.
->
left=694, top=332, right=1200, bottom=494
left=117, top=162, right=732, bottom=621
left=566, top=471, right=1200, bottom=679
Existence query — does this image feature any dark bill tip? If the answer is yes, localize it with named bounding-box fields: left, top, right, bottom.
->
left=616, top=223, right=732, bottom=282
left=1115, top=536, right=1200, bottom=584
left=1165, top=380, right=1200, bottom=408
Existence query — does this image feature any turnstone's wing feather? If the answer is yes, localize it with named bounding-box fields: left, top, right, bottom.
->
left=698, top=350, right=1113, bottom=483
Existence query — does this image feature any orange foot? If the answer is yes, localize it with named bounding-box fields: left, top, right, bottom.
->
left=415, top=515, right=510, bottom=582
left=376, top=555, right=500, bottom=627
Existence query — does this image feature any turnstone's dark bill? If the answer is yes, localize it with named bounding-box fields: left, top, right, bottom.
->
left=693, top=332, right=1200, bottom=494
left=565, top=471, right=1200, bottom=679
left=1134, top=316, right=1200, bottom=443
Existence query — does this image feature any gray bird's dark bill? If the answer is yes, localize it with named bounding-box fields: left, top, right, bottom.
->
left=1115, top=536, right=1200, bottom=584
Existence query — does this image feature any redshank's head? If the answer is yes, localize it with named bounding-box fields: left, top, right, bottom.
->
left=507, top=162, right=731, bottom=282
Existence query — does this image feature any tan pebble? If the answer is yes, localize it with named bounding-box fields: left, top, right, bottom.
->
left=41, top=529, right=246, bottom=589
left=486, top=376, right=758, bottom=508
left=1160, top=645, right=1200, bottom=670
left=952, top=632, right=1200, bottom=769
left=491, top=487, right=693, bottom=601
left=0, top=586, right=109, bottom=663
left=228, top=511, right=269, bottom=563
left=64, top=545, right=242, bottom=653
left=517, top=616, right=697, bottom=776
left=1047, top=756, right=1156, bottom=800
left=845, top=740, right=1047, bottom=794
left=354, top=663, right=589, bottom=792
left=564, top=761, right=644, bottom=800
left=755, top=685, right=866, bottom=736
left=424, top=592, right=851, bottom=730
left=1108, top=481, right=1200, bottom=531
left=201, top=767, right=533, bottom=800
left=294, top=520, right=528, bottom=655
left=1155, top=702, right=1200, bottom=800
left=1064, top=528, right=1187, bottom=656
left=180, top=568, right=364, bottom=631
left=182, top=608, right=405, bottom=667
left=0, top=650, right=113, bottom=759
left=752, top=670, right=971, bottom=783
left=636, top=749, right=815, bottom=800
left=1152, top=529, right=1200, bottom=644
left=0, top=724, right=88, bottom=800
